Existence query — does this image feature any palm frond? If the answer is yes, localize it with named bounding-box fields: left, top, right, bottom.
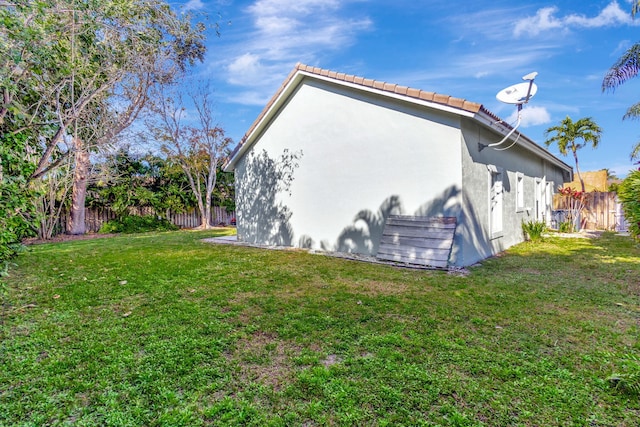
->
left=631, top=142, right=640, bottom=161
left=623, top=102, right=640, bottom=120
left=602, top=43, right=640, bottom=91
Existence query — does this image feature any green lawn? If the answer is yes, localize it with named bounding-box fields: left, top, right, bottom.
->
left=1, top=229, right=639, bottom=426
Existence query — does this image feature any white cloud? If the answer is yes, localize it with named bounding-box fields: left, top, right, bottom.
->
left=217, top=0, right=372, bottom=96
left=444, top=45, right=557, bottom=85
left=607, top=162, right=637, bottom=178
left=448, top=7, right=528, bottom=41
left=228, top=90, right=273, bottom=106
left=506, top=106, right=552, bottom=127
left=227, top=53, right=263, bottom=85
left=184, top=0, right=205, bottom=11
left=514, top=1, right=635, bottom=37
left=565, top=2, right=632, bottom=28
left=247, top=0, right=341, bottom=20
left=514, top=7, right=564, bottom=37
left=612, top=39, right=633, bottom=56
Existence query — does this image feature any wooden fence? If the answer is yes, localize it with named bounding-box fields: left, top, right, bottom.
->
left=59, top=206, right=235, bottom=234
left=553, top=192, right=627, bottom=231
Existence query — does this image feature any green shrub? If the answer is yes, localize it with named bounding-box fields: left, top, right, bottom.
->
left=617, top=170, right=640, bottom=240
left=1, top=132, right=38, bottom=263
left=522, top=220, right=546, bottom=241
left=99, top=215, right=179, bottom=234
left=559, top=220, right=574, bottom=233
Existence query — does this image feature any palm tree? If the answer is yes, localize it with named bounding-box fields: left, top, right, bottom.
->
left=631, top=144, right=640, bottom=164
left=544, top=116, right=602, bottom=192
left=602, top=1, right=640, bottom=162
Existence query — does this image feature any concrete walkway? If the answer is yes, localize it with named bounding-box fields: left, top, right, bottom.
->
left=203, top=235, right=239, bottom=243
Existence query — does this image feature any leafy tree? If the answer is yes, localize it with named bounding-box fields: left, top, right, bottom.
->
left=602, top=0, right=640, bottom=163
left=1, top=0, right=207, bottom=234
left=617, top=170, right=640, bottom=239
left=213, top=159, right=236, bottom=213
left=544, top=116, right=602, bottom=192
left=87, top=149, right=196, bottom=219
left=86, top=147, right=234, bottom=229
left=0, top=132, right=38, bottom=262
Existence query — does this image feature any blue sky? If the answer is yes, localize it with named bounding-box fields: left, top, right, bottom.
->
left=178, top=0, right=640, bottom=178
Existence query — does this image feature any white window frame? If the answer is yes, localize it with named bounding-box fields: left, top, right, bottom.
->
left=545, top=181, right=554, bottom=226
left=515, top=172, right=524, bottom=213
left=488, top=165, right=504, bottom=239
left=534, top=177, right=545, bottom=222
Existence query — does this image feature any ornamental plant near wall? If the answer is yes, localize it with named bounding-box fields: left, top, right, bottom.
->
left=522, top=220, right=546, bottom=241
left=557, top=187, right=589, bottom=233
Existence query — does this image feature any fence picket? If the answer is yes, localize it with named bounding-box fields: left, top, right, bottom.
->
left=56, top=207, right=235, bottom=235
left=553, top=191, right=625, bottom=231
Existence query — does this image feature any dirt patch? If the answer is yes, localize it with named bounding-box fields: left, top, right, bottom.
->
left=320, top=354, right=342, bottom=367
left=545, top=230, right=604, bottom=239
left=23, top=233, right=118, bottom=245
left=335, top=278, right=413, bottom=296
left=230, top=331, right=304, bottom=391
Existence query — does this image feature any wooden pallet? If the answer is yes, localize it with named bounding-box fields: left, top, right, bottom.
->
left=376, top=215, right=457, bottom=268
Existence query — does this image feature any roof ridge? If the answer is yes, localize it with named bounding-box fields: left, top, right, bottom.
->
left=295, top=63, right=483, bottom=114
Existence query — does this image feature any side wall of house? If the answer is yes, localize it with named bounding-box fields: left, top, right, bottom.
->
left=234, top=77, right=465, bottom=255
left=456, top=120, right=569, bottom=266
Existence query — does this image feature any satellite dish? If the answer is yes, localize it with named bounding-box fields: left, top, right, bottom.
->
left=496, top=82, right=538, bottom=105
left=479, top=71, right=539, bottom=152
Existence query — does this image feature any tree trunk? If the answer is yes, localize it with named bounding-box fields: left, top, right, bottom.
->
left=200, top=213, right=210, bottom=229
left=68, top=140, right=90, bottom=235
left=573, top=151, right=585, bottom=192
left=204, top=189, right=213, bottom=228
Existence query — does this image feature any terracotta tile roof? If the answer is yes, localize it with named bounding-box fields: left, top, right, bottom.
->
left=228, top=63, right=503, bottom=163
left=292, top=63, right=487, bottom=112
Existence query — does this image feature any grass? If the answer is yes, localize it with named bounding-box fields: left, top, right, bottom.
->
left=1, top=229, right=639, bottom=426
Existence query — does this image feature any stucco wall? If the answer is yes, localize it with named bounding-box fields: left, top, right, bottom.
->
left=235, top=78, right=464, bottom=255
left=457, top=120, right=568, bottom=266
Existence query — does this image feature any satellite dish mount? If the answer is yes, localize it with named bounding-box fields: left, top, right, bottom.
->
left=479, top=71, right=538, bottom=152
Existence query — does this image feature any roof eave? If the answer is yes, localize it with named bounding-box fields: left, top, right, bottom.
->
left=224, top=69, right=306, bottom=172
left=473, top=109, right=573, bottom=174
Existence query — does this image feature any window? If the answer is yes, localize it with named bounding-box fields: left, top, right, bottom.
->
left=489, top=166, right=503, bottom=238
left=535, top=178, right=545, bottom=222
left=516, top=172, right=524, bottom=212
left=545, top=181, right=554, bottom=225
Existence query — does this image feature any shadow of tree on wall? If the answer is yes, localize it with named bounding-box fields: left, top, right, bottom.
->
left=457, top=189, right=493, bottom=263
left=327, top=185, right=494, bottom=265
left=235, top=149, right=302, bottom=246
left=415, top=184, right=492, bottom=264
left=298, top=234, right=315, bottom=249
left=414, top=185, right=461, bottom=218
left=327, top=195, right=403, bottom=254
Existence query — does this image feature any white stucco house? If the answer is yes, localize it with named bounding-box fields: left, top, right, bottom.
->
left=224, top=63, right=573, bottom=267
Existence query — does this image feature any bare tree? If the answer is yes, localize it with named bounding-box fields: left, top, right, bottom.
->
left=147, top=84, right=233, bottom=228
